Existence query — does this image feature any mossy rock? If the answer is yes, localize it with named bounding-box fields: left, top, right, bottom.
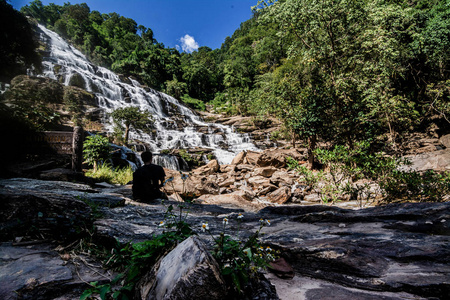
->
left=7, top=75, right=64, bottom=104
left=68, top=72, right=86, bottom=89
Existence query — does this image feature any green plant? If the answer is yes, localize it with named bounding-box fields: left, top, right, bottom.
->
left=75, top=194, right=104, bottom=219
left=205, top=215, right=277, bottom=295
left=380, top=170, right=450, bottom=202
left=85, top=164, right=133, bottom=185
left=110, top=107, right=153, bottom=146
left=180, top=94, right=206, bottom=111
left=83, top=135, right=111, bottom=171
left=81, top=203, right=194, bottom=300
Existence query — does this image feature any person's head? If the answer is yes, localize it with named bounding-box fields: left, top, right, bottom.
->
left=141, top=151, right=153, bottom=164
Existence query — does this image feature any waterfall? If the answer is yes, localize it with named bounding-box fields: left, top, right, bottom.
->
left=36, top=24, right=259, bottom=168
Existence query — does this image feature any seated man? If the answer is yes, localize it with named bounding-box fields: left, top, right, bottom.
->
left=132, top=151, right=166, bottom=202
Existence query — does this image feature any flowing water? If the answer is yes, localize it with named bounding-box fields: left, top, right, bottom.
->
left=36, top=24, right=259, bottom=167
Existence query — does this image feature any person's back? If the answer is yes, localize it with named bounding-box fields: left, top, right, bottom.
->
left=132, top=151, right=165, bottom=202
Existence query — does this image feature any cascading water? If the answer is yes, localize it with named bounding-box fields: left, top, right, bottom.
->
left=36, top=24, right=259, bottom=168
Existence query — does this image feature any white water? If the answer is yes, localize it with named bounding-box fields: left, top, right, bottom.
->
left=36, top=24, right=259, bottom=166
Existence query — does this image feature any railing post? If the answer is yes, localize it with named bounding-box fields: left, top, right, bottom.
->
left=72, top=126, right=84, bottom=172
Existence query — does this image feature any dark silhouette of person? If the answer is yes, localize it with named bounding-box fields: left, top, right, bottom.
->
left=132, top=151, right=166, bottom=202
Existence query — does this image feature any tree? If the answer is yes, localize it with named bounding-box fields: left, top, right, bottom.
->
left=83, top=135, right=111, bottom=171
left=110, top=107, right=153, bottom=146
left=0, top=0, right=41, bottom=82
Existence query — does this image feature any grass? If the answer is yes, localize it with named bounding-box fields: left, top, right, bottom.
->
left=85, top=164, right=133, bottom=185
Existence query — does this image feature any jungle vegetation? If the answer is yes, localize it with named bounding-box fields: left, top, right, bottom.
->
left=3, top=0, right=450, bottom=154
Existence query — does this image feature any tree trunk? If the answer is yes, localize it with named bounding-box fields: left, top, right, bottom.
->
left=125, top=124, right=130, bottom=146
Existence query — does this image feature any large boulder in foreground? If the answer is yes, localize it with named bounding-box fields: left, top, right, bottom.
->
left=0, top=187, right=91, bottom=241
left=135, top=236, right=227, bottom=300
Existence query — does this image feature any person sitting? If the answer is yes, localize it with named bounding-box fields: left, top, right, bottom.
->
left=132, top=151, right=166, bottom=202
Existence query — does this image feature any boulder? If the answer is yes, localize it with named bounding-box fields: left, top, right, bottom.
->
left=231, top=151, right=246, bottom=165
left=135, top=236, right=227, bottom=300
left=0, top=186, right=92, bottom=241
left=440, top=134, right=450, bottom=148
left=244, top=150, right=261, bottom=165
left=270, top=170, right=295, bottom=186
left=401, top=149, right=450, bottom=172
left=254, top=166, right=278, bottom=178
left=193, top=159, right=220, bottom=175
left=230, top=186, right=256, bottom=201
left=39, top=168, right=84, bottom=182
left=0, top=242, right=114, bottom=300
left=267, top=187, right=292, bottom=204
left=247, top=176, right=273, bottom=189
left=218, top=177, right=235, bottom=188
left=196, top=194, right=265, bottom=211
left=256, top=148, right=307, bottom=168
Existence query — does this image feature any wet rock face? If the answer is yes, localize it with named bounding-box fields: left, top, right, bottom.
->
left=0, top=178, right=449, bottom=299
left=0, top=242, right=114, bottom=300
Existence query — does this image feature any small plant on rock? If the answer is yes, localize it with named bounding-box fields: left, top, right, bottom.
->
left=204, top=214, right=277, bottom=295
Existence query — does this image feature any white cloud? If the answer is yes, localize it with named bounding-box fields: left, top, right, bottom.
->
left=179, top=34, right=199, bottom=53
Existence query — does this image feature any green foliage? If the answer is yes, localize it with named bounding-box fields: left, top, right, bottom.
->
left=208, top=216, right=277, bottom=295
left=85, top=164, right=133, bottom=185
left=83, top=135, right=111, bottom=170
left=380, top=170, right=450, bottom=202
left=164, top=75, right=188, bottom=99
left=180, top=94, right=206, bottom=111
left=110, top=107, right=153, bottom=146
left=0, top=1, right=41, bottom=82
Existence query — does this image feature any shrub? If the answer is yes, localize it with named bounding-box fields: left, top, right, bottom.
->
left=85, top=164, right=133, bottom=185
left=83, top=135, right=111, bottom=170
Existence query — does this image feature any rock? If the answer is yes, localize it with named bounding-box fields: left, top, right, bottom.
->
left=260, top=202, right=450, bottom=299
left=245, top=150, right=261, bottom=165
left=303, top=193, right=322, bottom=203
left=68, top=72, right=86, bottom=89
left=267, top=187, right=292, bottom=204
left=196, top=194, right=265, bottom=211
left=220, top=164, right=236, bottom=173
left=230, top=186, right=256, bottom=201
left=193, top=159, right=220, bottom=175
left=196, top=178, right=220, bottom=195
left=135, top=236, right=227, bottom=300
left=414, top=145, right=439, bottom=154
left=256, top=184, right=278, bottom=197
left=39, top=168, right=84, bottom=182
left=0, top=242, right=114, bottom=300
left=231, top=151, right=246, bottom=165
left=256, top=148, right=307, bottom=168
left=440, top=134, right=450, bottom=148
left=235, top=164, right=254, bottom=172
left=269, top=257, right=295, bottom=279
left=218, top=177, right=235, bottom=188
left=0, top=187, right=92, bottom=241
left=401, top=149, right=450, bottom=172
left=270, top=170, right=295, bottom=186
left=254, top=166, right=278, bottom=178
left=1, top=178, right=449, bottom=300
left=247, top=175, right=273, bottom=188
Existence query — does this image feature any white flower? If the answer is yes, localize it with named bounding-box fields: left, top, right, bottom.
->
left=237, top=213, right=244, bottom=219
left=201, top=222, right=209, bottom=232
left=158, top=221, right=165, bottom=227
left=223, top=217, right=229, bottom=225
left=265, top=246, right=272, bottom=252
left=260, top=218, right=271, bottom=226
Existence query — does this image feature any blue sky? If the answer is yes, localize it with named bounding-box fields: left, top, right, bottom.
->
left=10, top=0, right=258, bottom=51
